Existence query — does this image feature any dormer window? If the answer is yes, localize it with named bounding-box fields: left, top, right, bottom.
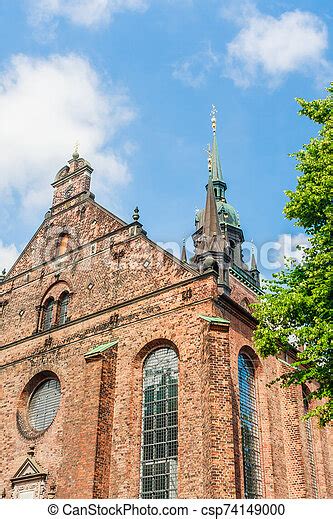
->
left=42, top=298, right=54, bottom=331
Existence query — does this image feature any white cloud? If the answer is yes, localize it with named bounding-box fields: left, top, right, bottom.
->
left=0, top=53, right=136, bottom=218
left=172, top=43, right=219, bottom=88
left=0, top=241, right=19, bottom=272
left=277, top=233, right=309, bottom=267
left=223, top=3, right=331, bottom=87
left=254, top=233, right=309, bottom=271
left=27, top=0, right=149, bottom=28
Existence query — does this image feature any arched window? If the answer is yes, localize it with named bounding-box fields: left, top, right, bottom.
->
left=302, top=387, right=318, bottom=497
left=140, top=347, right=178, bottom=499
left=41, top=298, right=54, bottom=331
left=57, top=233, right=69, bottom=256
left=238, top=352, right=263, bottom=498
left=57, top=292, right=69, bottom=325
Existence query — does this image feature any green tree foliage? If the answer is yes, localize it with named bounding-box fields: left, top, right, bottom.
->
left=253, top=85, right=333, bottom=426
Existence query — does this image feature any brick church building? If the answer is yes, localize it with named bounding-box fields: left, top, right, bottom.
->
left=0, top=111, right=331, bottom=499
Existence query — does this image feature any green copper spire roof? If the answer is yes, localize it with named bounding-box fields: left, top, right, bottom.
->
left=210, top=105, right=224, bottom=182
left=195, top=106, right=241, bottom=232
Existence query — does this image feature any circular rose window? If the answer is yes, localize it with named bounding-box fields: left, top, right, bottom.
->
left=28, top=379, right=61, bottom=431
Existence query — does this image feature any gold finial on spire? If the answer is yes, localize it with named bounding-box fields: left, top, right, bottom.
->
left=210, top=104, right=217, bottom=133
left=72, top=141, right=79, bottom=160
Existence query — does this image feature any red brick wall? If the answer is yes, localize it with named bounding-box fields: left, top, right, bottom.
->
left=1, top=188, right=332, bottom=499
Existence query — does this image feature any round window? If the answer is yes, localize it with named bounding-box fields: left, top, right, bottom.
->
left=28, top=379, right=61, bottom=431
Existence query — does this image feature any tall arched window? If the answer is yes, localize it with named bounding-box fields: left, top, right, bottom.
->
left=302, top=387, right=318, bottom=498
left=238, top=352, right=263, bottom=498
left=57, top=292, right=69, bottom=325
left=41, top=298, right=54, bottom=331
left=140, top=347, right=178, bottom=499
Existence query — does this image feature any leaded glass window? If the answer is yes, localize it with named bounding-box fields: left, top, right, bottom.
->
left=42, top=298, right=54, bottom=331
left=28, top=379, right=61, bottom=431
left=303, top=387, right=318, bottom=498
left=238, top=352, right=263, bottom=499
left=58, top=292, right=69, bottom=325
left=140, top=347, right=178, bottom=499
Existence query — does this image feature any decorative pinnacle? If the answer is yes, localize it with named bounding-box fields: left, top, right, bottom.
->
left=133, top=206, right=140, bottom=222
left=181, top=239, right=188, bottom=263
left=250, top=239, right=258, bottom=270
left=72, top=141, right=79, bottom=160
left=210, top=105, right=217, bottom=133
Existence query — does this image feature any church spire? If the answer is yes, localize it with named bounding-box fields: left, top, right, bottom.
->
left=210, top=105, right=224, bottom=183
left=208, top=106, right=227, bottom=202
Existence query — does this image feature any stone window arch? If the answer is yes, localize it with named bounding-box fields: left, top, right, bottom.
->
left=238, top=350, right=263, bottom=498
left=140, top=347, right=178, bottom=499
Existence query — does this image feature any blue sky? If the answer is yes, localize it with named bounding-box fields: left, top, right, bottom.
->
left=0, top=0, right=332, bottom=277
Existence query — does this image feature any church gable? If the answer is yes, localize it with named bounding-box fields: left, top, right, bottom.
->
left=6, top=198, right=126, bottom=280
left=57, top=231, right=199, bottom=320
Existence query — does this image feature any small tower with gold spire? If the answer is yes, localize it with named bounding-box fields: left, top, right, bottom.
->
left=192, top=106, right=261, bottom=291
left=209, top=105, right=227, bottom=200
left=191, top=108, right=232, bottom=293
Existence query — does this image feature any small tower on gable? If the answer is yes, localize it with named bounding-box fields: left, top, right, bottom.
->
left=51, top=146, right=94, bottom=215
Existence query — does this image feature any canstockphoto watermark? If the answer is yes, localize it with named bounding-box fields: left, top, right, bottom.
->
left=18, top=225, right=309, bottom=275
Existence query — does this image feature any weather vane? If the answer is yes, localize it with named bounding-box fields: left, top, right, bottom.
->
left=210, top=105, right=217, bottom=119
left=210, top=105, right=217, bottom=133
